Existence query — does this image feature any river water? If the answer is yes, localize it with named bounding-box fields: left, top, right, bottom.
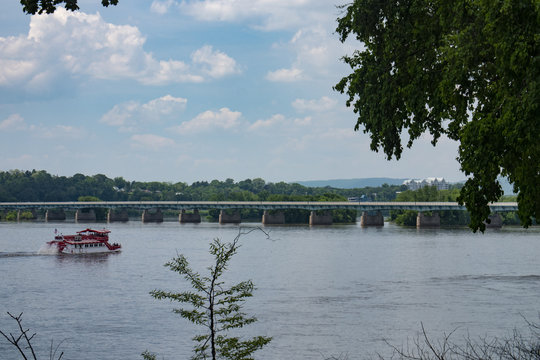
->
left=0, top=221, right=538, bottom=359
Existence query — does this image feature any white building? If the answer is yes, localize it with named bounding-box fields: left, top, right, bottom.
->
left=403, top=177, right=450, bottom=191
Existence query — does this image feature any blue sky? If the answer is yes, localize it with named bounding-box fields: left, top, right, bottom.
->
left=0, top=0, right=463, bottom=184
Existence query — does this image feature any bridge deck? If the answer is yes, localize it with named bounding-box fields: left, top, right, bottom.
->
left=0, top=201, right=519, bottom=212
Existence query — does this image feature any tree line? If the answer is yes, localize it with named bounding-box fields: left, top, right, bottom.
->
left=390, top=186, right=521, bottom=226
left=0, top=169, right=406, bottom=203
left=0, top=169, right=409, bottom=223
left=1, top=169, right=524, bottom=226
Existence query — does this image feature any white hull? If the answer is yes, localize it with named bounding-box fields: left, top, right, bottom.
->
left=60, top=243, right=120, bottom=254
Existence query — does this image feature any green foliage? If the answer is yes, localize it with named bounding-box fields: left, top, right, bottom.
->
left=150, top=228, right=272, bottom=360
left=5, top=211, right=18, bottom=222
left=0, top=170, right=404, bottom=206
left=391, top=187, right=470, bottom=226
left=501, top=195, right=518, bottom=202
left=392, top=210, right=418, bottom=226
left=18, top=211, right=34, bottom=220
left=2, top=210, right=35, bottom=221
left=78, top=196, right=100, bottom=202
left=335, top=0, right=539, bottom=231
left=500, top=212, right=523, bottom=226
left=20, top=0, right=118, bottom=15
left=141, top=350, right=157, bottom=360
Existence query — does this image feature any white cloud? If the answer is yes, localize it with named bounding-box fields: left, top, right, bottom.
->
left=289, top=27, right=334, bottom=70
left=292, top=96, right=337, bottom=113
left=174, top=1, right=352, bottom=84
left=0, top=9, right=239, bottom=93
left=0, top=114, right=87, bottom=138
left=0, top=60, right=36, bottom=87
left=142, top=95, right=188, bottom=115
left=131, top=134, right=175, bottom=150
left=267, top=26, right=350, bottom=83
left=266, top=68, right=303, bottom=82
left=0, top=114, right=26, bottom=131
left=101, top=95, right=187, bottom=131
left=38, top=125, right=84, bottom=139
left=293, top=116, right=312, bottom=126
left=144, top=60, right=205, bottom=85
left=248, top=114, right=285, bottom=131
left=150, top=0, right=176, bottom=14
left=171, top=108, right=242, bottom=134
left=178, top=0, right=331, bottom=31
left=191, top=45, right=240, bottom=78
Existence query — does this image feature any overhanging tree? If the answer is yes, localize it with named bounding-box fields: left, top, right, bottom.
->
left=334, top=0, right=539, bottom=231
left=20, top=0, right=118, bottom=14
left=150, top=228, right=272, bottom=360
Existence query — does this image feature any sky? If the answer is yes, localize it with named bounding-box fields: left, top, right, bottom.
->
left=0, top=0, right=464, bottom=184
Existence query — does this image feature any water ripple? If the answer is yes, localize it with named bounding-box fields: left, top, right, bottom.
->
left=430, top=274, right=540, bottom=283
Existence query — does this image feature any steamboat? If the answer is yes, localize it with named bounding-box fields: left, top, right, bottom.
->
left=47, top=228, right=121, bottom=254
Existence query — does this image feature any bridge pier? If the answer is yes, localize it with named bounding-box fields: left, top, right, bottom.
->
left=309, top=211, right=332, bottom=225
left=142, top=209, right=163, bottom=223
left=360, top=211, right=384, bottom=227
left=262, top=211, right=285, bottom=225
left=75, top=209, right=96, bottom=222
left=485, top=214, right=503, bottom=228
left=17, top=209, right=37, bottom=221
left=219, top=210, right=241, bottom=224
left=179, top=209, right=201, bottom=223
left=108, top=209, right=129, bottom=222
left=45, top=209, right=66, bottom=221
left=416, top=212, right=440, bottom=228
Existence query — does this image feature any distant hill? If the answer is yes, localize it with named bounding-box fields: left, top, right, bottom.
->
left=295, top=178, right=408, bottom=189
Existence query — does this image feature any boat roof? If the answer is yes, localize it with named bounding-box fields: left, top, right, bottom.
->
left=65, top=239, right=107, bottom=244
left=76, top=228, right=111, bottom=235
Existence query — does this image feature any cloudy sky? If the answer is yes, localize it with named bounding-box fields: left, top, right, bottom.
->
left=0, top=0, right=463, bottom=184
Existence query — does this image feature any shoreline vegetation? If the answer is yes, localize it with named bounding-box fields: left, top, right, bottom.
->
left=0, top=169, right=528, bottom=226
left=2, top=310, right=539, bottom=360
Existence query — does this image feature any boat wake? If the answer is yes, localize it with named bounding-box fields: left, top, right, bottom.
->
left=0, top=244, right=60, bottom=258
left=37, top=243, right=59, bottom=255
left=0, top=251, right=46, bottom=258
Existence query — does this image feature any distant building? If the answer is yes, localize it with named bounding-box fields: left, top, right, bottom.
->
left=403, top=177, right=449, bottom=191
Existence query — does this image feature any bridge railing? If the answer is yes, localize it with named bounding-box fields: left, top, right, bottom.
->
left=0, top=201, right=519, bottom=212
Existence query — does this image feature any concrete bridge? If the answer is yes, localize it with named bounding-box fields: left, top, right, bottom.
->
left=0, top=201, right=518, bottom=228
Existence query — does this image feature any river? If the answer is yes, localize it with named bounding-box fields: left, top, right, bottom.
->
left=0, top=221, right=538, bottom=359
